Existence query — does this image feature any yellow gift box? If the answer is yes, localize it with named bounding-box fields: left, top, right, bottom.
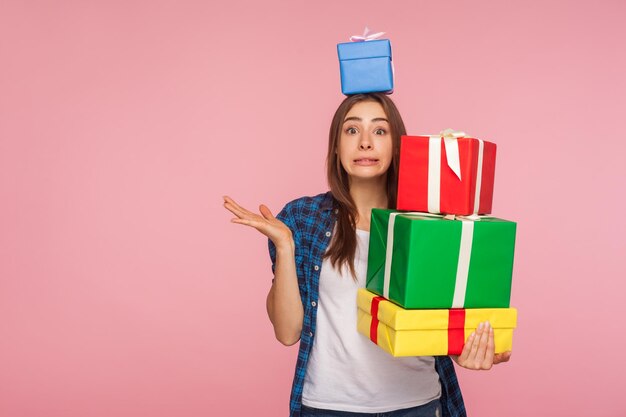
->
left=357, top=288, right=517, bottom=356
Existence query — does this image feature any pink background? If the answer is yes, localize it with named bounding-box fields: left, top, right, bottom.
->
left=2, top=1, right=625, bottom=416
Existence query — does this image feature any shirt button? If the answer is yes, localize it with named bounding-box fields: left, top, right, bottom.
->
left=311, top=301, right=317, bottom=307
left=334, top=208, right=339, bottom=214
left=325, top=231, right=331, bottom=237
left=309, top=331, right=313, bottom=337
left=314, top=265, right=319, bottom=271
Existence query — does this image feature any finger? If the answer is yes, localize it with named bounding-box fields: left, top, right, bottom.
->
left=259, top=204, right=275, bottom=220
left=224, top=200, right=255, bottom=219
left=223, top=196, right=254, bottom=216
left=458, top=331, right=476, bottom=364
left=230, top=218, right=253, bottom=226
left=223, top=201, right=243, bottom=217
left=475, top=322, right=491, bottom=367
left=494, top=351, right=512, bottom=364
left=224, top=197, right=249, bottom=211
left=482, top=324, right=495, bottom=369
left=223, top=195, right=238, bottom=205
left=223, top=195, right=240, bottom=209
left=469, top=322, right=484, bottom=362
left=230, top=217, right=267, bottom=232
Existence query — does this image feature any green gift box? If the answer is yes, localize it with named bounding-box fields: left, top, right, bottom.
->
left=366, top=209, right=516, bottom=309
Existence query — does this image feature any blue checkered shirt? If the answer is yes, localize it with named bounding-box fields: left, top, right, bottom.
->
left=269, top=191, right=466, bottom=417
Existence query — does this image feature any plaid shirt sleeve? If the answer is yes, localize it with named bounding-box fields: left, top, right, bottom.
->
left=436, top=356, right=466, bottom=417
left=268, top=201, right=295, bottom=276
left=268, top=199, right=307, bottom=301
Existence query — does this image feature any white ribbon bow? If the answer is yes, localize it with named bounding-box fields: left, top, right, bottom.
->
left=426, top=128, right=484, bottom=214
left=350, top=26, right=385, bottom=42
left=435, top=128, right=465, bottom=180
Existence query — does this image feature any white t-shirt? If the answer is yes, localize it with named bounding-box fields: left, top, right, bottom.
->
left=301, top=229, right=441, bottom=413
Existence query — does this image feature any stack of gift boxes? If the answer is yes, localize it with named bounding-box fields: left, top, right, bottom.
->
left=356, top=131, right=518, bottom=356
left=337, top=32, right=518, bottom=357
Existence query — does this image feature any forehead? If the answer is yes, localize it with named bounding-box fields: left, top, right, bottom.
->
left=344, top=101, right=387, bottom=121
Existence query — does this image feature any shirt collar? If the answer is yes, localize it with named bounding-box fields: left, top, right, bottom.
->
left=321, top=191, right=335, bottom=212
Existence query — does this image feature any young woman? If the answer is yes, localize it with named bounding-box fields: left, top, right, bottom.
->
left=223, top=93, right=511, bottom=417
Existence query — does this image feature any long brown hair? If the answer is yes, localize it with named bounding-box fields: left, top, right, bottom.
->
left=324, top=93, right=407, bottom=279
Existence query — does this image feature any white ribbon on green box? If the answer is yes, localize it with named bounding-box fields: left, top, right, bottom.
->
left=427, top=129, right=485, bottom=215
left=383, top=211, right=490, bottom=308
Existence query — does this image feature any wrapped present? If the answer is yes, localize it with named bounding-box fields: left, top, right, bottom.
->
left=366, top=209, right=516, bottom=309
left=357, top=288, right=517, bottom=356
left=397, top=130, right=496, bottom=215
left=337, top=29, right=393, bottom=95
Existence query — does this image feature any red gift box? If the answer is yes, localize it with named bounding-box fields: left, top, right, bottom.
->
left=397, top=131, right=496, bottom=215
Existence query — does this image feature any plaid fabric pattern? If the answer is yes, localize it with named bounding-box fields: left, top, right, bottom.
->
left=269, top=192, right=466, bottom=417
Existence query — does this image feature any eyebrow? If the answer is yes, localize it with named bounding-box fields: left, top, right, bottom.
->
left=343, top=116, right=389, bottom=123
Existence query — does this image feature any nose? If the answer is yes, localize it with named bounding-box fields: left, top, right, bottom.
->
left=359, top=134, right=373, bottom=150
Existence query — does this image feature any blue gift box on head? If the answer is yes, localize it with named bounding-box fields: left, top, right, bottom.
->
left=337, top=34, right=393, bottom=95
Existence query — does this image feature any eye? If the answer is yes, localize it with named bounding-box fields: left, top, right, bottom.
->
left=375, top=128, right=387, bottom=135
left=345, top=127, right=358, bottom=135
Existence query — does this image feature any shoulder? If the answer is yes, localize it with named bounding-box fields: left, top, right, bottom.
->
left=282, top=191, right=334, bottom=214
left=276, top=191, right=334, bottom=231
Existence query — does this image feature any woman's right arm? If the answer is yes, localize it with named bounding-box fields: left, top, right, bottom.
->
left=265, top=236, right=304, bottom=345
left=223, top=196, right=304, bottom=346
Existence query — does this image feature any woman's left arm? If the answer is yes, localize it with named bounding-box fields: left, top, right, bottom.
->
left=450, top=321, right=512, bottom=370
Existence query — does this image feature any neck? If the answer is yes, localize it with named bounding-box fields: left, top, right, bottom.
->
left=349, top=175, right=389, bottom=230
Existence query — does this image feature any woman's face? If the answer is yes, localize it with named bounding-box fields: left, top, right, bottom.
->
left=338, top=100, right=393, bottom=183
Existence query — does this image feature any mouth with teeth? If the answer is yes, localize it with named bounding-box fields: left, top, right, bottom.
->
left=354, top=158, right=380, bottom=166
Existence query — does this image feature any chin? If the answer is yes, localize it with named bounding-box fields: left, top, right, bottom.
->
left=349, top=171, right=388, bottom=181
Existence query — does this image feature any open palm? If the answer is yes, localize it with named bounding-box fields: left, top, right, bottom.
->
left=223, top=195, right=292, bottom=247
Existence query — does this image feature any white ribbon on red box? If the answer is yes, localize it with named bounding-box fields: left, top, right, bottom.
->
left=427, top=129, right=484, bottom=215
